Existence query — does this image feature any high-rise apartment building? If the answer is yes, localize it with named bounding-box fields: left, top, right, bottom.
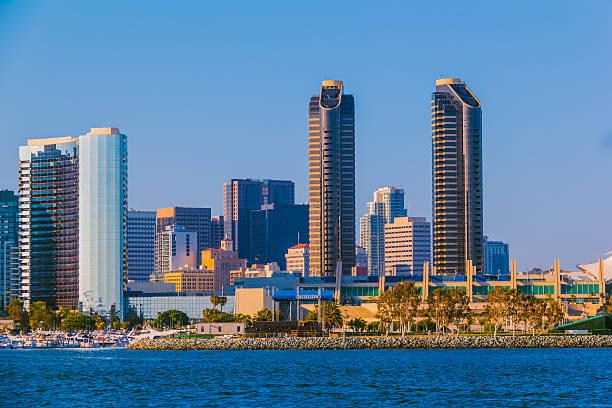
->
left=19, top=137, right=80, bottom=310
left=360, top=187, right=407, bottom=276
left=285, top=244, right=309, bottom=276
left=432, top=78, right=483, bottom=275
left=250, top=203, right=308, bottom=269
left=126, top=210, right=156, bottom=282
left=483, top=237, right=510, bottom=275
left=153, top=225, right=197, bottom=280
left=223, top=178, right=294, bottom=260
left=18, top=128, right=127, bottom=315
left=156, top=207, right=211, bottom=264
left=1, top=190, right=19, bottom=308
left=78, top=127, right=127, bottom=316
left=210, top=215, right=224, bottom=249
left=384, top=217, right=431, bottom=275
left=308, top=80, right=355, bottom=276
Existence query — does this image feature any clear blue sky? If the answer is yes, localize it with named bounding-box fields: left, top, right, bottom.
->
left=1, top=0, right=610, bottom=272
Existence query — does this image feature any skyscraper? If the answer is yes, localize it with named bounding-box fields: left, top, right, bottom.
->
left=156, top=207, right=211, bottom=264
left=0, top=190, right=19, bottom=309
left=432, top=78, right=483, bottom=275
left=384, top=217, right=431, bottom=275
left=78, top=127, right=127, bottom=316
left=126, top=210, right=156, bottom=282
left=19, top=137, right=80, bottom=310
left=360, top=187, right=407, bottom=276
left=250, top=203, right=309, bottom=269
left=308, top=80, right=355, bottom=276
left=153, top=225, right=197, bottom=280
left=210, top=215, right=224, bottom=249
left=223, top=178, right=294, bottom=261
left=483, top=237, right=510, bottom=275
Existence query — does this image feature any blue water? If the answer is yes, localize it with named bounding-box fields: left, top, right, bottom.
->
left=1, top=348, right=609, bottom=407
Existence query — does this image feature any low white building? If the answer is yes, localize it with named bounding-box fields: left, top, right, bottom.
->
left=285, top=244, right=309, bottom=276
left=196, top=322, right=247, bottom=336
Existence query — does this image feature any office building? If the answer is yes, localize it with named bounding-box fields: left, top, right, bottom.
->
left=360, top=187, right=407, bottom=276
left=19, top=136, right=80, bottom=310
left=223, top=178, right=294, bottom=260
left=201, top=238, right=247, bottom=294
left=308, top=80, right=355, bottom=276
left=210, top=215, right=224, bottom=249
left=153, top=225, right=197, bottom=280
left=1, top=190, right=19, bottom=308
left=285, top=244, right=309, bottom=276
left=78, top=127, right=127, bottom=317
left=250, top=203, right=308, bottom=268
left=355, top=246, right=367, bottom=267
left=483, top=237, right=510, bottom=275
left=230, top=262, right=281, bottom=285
left=156, top=207, right=211, bottom=264
left=432, top=78, right=483, bottom=274
left=126, top=210, right=155, bottom=282
left=384, top=217, right=431, bottom=275
left=164, top=268, right=214, bottom=293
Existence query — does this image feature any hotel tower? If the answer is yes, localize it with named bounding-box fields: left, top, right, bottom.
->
left=431, top=78, right=483, bottom=275
left=308, top=80, right=355, bottom=276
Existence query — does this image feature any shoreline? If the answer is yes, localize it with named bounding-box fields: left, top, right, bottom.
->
left=127, top=335, right=612, bottom=350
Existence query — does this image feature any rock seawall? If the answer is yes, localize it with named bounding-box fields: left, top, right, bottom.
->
left=127, top=335, right=612, bottom=350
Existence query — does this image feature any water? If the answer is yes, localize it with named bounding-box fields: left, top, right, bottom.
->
left=1, top=348, right=609, bottom=407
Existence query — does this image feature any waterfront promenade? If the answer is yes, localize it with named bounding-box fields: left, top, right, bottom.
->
left=127, top=334, right=612, bottom=350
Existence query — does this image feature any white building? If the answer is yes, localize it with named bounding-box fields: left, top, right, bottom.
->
left=384, top=217, right=431, bottom=275
left=152, top=225, right=197, bottom=280
left=360, top=187, right=406, bottom=276
left=285, top=244, right=309, bottom=276
left=79, top=127, right=128, bottom=317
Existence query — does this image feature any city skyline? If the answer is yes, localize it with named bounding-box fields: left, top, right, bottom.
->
left=0, top=2, right=610, bottom=272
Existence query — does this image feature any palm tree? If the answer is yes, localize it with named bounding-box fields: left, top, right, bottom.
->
left=210, top=295, right=221, bottom=312
left=218, top=296, right=227, bottom=313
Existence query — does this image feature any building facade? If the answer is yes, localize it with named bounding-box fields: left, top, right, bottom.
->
left=78, top=127, right=127, bottom=317
left=308, top=80, right=356, bottom=276
left=250, top=203, right=308, bottom=269
left=285, top=244, right=309, bottom=276
left=164, top=268, right=214, bottom=293
left=201, top=238, right=247, bottom=294
left=432, top=78, right=483, bottom=275
left=153, top=225, right=197, bottom=280
left=210, top=215, right=224, bottom=249
left=483, top=237, right=510, bottom=275
left=360, top=186, right=407, bottom=276
left=19, top=137, right=80, bottom=310
left=156, top=207, right=211, bottom=265
left=126, top=210, right=155, bottom=282
left=223, top=178, right=294, bottom=261
left=0, top=190, right=19, bottom=308
left=384, top=217, right=431, bottom=275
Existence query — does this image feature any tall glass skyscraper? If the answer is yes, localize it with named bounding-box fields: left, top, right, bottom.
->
left=360, top=187, right=407, bottom=276
left=483, top=237, right=510, bottom=275
left=1, top=190, right=19, bottom=308
left=223, top=178, right=294, bottom=263
left=431, top=78, right=483, bottom=275
left=78, top=128, right=127, bottom=316
left=308, top=80, right=355, bottom=276
left=19, top=137, right=80, bottom=310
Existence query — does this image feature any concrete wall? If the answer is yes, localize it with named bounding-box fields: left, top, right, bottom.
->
left=235, top=287, right=274, bottom=316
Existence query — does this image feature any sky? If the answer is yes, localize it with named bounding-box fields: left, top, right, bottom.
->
left=0, top=0, right=610, bottom=272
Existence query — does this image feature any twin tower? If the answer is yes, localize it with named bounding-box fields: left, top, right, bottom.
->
left=308, top=78, right=483, bottom=277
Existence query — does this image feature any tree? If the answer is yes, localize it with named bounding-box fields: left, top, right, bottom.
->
left=125, top=305, right=144, bottom=329
left=154, top=309, right=189, bottom=329
left=274, top=309, right=285, bottom=321
left=210, top=295, right=222, bottom=312
left=202, top=308, right=235, bottom=322
left=233, top=313, right=252, bottom=323
left=393, top=281, right=422, bottom=336
left=348, top=318, right=366, bottom=333
left=7, top=299, right=29, bottom=331
left=426, top=288, right=453, bottom=334
left=376, top=289, right=395, bottom=336
left=253, top=308, right=273, bottom=322
left=95, top=315, right=107, bottom=331
left=217, top=296, right=227, bottom=313
left=526, top=296, right=547, bottom=335
left=305, top=302, right=343, bottom=330
left=448, top=288, right=471, bottom=336
left=484, top=287, right=508, bottom=338
left=29, top=301, right=53, bottom=330
left=545, top=300, right=565, bottom=330
left=61, top=312, right=96, bottom=331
